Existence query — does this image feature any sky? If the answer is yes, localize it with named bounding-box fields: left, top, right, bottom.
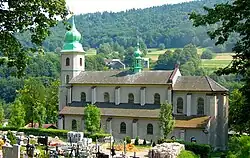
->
left=66, top=0, right=193, bottom=15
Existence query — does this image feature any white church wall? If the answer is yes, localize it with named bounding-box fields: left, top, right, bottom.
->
left=145, top=86, right=168, bottom=104
left=120, top=86, right=140, bottom=104
left=137, top=119, right=161, bottom=141
left=190, top=93, right=207, bottom=115
left=110, top=117, right=133, bottom=140
left=96, top=87, right=115, bottom=102
left=173, top=92, right=209, bottom=115
left=172, top=92, right=187, bottom=114
left=64, top=115, right=84, bottom=131
left=72, top=86, right=92, bottom=102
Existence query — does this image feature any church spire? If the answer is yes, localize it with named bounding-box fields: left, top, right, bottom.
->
left=133, top=37, right=142, bottom=73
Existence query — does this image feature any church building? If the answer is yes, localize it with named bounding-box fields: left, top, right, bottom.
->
left=58, top=17, right=229, bottom=150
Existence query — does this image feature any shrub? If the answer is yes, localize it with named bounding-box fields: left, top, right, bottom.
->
left=177, top=150, right=198, bottom=158
left=143, top=139, right=146, bottom=145
left=201, top=49, right=214, bottom=59
left=134, top=136, right=139, bottom=145
left=18, top=128, right=68, bottom=138
left=125, top=136, right=131, bottom=144
left=227, top=135, right=250, bottom=158
left=7, top=130, right=16, bottom=145
left=84, top=132, right=110, bottom=140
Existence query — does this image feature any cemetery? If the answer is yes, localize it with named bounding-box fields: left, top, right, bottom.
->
left=0, top=129, right=202, bottom=158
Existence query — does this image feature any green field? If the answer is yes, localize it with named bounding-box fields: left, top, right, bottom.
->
left=146, top=48, right=233, bottom=69
left=84, top=47, right=234, bottom=69
left=146, top=48, right=206, bottom=61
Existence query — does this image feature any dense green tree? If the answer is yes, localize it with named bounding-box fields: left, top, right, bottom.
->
left=159, top=102, right=175, bottom=139
left=159, top=43, right=165, bottom=50
left=18, top=78, right=46, bottom=127
left=84, top=104, right=101, bottom=134
left=201, top=49, right=214, bottom=59
left=0, top=100, right=5, bottom=126
left=45, top=80, right=60, bottom=124
left=0, top=0, right=69, bottom=77
left=190, top=0, right=250, bottom=132
left=154, top=44, right=204, bottom=76
left=227, top=136, right=250, bottom=158
left=8, top=99, right=25, bottom=128
left=123, top=46, right=136, bottom=67
left=229, top=89, right=246, bottom=134
left=85, top=54, right=106, bottom=71
left=190, top=0, right=249, bottom=76
left=97, top=43, right=113, bottom=55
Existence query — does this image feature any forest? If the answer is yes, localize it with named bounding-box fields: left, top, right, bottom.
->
left=16, top=0, right=237, bottom=53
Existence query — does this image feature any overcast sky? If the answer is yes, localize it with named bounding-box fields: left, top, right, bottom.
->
left=66, top=0, right=193, bottom=14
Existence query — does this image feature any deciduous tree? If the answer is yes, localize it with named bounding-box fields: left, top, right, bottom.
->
left=18, top=78, right=46, bottom=127
left=84, top=104, right=101, bottom=134
left=0, top=100, right=5, bottom=126
left=0, top=0, right=69, bottom=77
left=189, top=0, right=250, bottom=132
left=45, top=80, right=60, bottom=124
left=8, top=99, right=25, bottom=128
left=159, top=102, right=175, bottom=139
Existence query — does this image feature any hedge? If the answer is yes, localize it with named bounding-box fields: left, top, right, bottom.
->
left=0, top=127, right=110, bottom=140
left=157, top=139, right=211, bottom=158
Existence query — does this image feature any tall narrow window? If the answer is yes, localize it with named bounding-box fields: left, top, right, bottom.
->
left=128, top=93, right=134, bottom=103
left=197, top=98, right=205, bottom=115
left=80, top=58, right=82, bottom=66
left=66, top=75, right=69, bottom=84
left=147, top=123, right=153, bottom=135
left=177, top=97, right=184, bottom=114
left=66, top=57, right=70, bottom=66
left=72, top=119, right=77, bottom=131
left=104, top=92, right=110, bottom=102
left=120, top=122, right=126, bottom=134
left=154, top=93, right=161, bottom=104
left=81, top=92, right=86, bottom=102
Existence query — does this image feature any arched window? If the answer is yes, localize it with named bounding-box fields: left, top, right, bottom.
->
left=128, top=93, right=134, bottom=103
left=197, top=98, right=205, bottom=115
left=80, top=58, right=82, bottom=66
left=104, top=92, right=110, bottom=102
left=154, top=93, right=160, bottom=104
left=81, top=92, right=86, bottom=102
left=66, top=57, right=70, bottom=66
left=177, top=97, right=183, bottom=114
left=147, top=123, right=153, bottom=135
left=72, top=119, right=77, bottom=131
left=120, top=122, right=126, bottom=134
left=66, top=75, right=69, bottom=84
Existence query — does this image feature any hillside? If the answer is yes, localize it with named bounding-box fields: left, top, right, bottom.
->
left=17, top=0, right=236, bottom=53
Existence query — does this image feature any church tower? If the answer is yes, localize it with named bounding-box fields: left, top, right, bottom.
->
left=58, top=16, right=85, bottom=129
left=133, top=42, right=143, bottom=73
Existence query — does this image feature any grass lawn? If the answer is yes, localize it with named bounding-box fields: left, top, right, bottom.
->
left=177, top=150, right=198, bottom=158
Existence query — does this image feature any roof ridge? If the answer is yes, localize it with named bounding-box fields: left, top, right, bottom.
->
left=205, top=76, right=214, bottom=92
left=206, top=76, right=228, bottom=91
